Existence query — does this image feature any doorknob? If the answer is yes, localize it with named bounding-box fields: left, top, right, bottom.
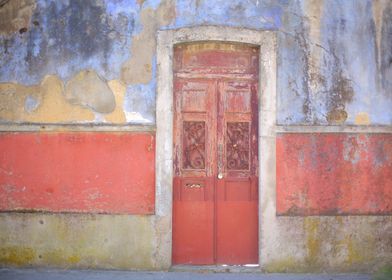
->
left=217, top=173, right=223, bottom=179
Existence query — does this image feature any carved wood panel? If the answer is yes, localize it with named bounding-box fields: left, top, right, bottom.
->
left=182, top=121, right=206, bottom=169
left=226, top=122, right=250, bottom=170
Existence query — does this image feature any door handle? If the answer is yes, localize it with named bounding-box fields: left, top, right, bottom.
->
left=218, top=143, right=224, bottom=179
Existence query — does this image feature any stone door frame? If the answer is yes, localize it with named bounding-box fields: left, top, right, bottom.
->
left=155, top=26, right=277, bottom=268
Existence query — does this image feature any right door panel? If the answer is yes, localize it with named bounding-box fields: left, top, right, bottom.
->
left=216, top=80, right=259, bottom=264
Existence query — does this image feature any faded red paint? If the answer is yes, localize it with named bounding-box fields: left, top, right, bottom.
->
left=0, top=132, right=155, bottom=214
left=277, top=133, right=392, bottom=215
left=172, top=43, right=259, bottom=265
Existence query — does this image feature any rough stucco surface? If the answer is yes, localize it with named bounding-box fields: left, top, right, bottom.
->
left=0, top=0, right=391, bottom=124
left=0, top=213, right=155, bottom=269
left=276, top=134, right=392, bottom=215
left=262, top=216, right=392, bottom=273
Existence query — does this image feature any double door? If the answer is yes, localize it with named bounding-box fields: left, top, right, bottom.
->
left=172, top=77, right=259, bottom=265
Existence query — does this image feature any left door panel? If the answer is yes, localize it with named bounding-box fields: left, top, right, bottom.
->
left=172, top=80, right=217, bottom=264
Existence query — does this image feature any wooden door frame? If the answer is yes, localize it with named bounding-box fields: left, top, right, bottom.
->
left=155, top=26, right=277, bottom=268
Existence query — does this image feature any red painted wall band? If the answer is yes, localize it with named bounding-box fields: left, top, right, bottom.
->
left=0, top=132, right=155, bottom=214
left=277, top=133, right=392, bottom=215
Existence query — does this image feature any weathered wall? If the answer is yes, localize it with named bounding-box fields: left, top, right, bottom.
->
left=0, top=213, right=156, bottom=269
left=0, top=0, right=391, bottom=272
left=0, top=132, right=155, bottom=214
left=277, top=133, right=392, bottom=215
left=1, top=0, right=391, bottom=125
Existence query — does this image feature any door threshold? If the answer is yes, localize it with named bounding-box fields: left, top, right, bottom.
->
left=170, top=264, right=262, bottom=273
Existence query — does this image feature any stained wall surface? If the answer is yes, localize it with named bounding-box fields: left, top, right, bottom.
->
left=0, top=0, right=391, bottom=272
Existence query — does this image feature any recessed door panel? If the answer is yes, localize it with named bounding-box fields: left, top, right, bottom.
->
left=173, top=42, right=259, bottom=265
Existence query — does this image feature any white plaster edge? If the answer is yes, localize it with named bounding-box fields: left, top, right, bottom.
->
left=155, top=26, right=277, bottom=269
left=0, top=124, right=155, bottom=132
left=276, top=125, right=392, bottom=134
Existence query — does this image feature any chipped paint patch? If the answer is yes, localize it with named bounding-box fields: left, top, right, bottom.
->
left=0, top=0, right=135, bottom=85
left=104, top=80, right=126, bottom=123
left=0, top=82, right=42, bottom=121
left=0, top=0, right=36, bottom=36
left=28, top=75, right=95, bottom=123
left=0, top=75, right=96, bottom=123
left=65, top=70, right=116, bottom=114
left=355, top=112, right=371, bottom=125
left=121, top=0, right=175, bottom=84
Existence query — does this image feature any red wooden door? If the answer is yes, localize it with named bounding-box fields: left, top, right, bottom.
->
left=172, top=43, right=259, bottom=265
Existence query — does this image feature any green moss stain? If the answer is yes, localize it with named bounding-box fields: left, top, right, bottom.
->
left=67, top=255, right=81, bottom=264
left=304, top=217, right=321, bottom=267
left=0, top=214, right=155, bottom=269
left=0, top=247, right=35, bottom=266
left=345, top=237, right=364, bottom=265
left=264, top=257, right=303, bottom=273
left=374, top=265, right=392, bottom=280
left=40, top=250, right=79, bottom=266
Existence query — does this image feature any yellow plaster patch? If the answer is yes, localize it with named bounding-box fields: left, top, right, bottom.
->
left=354, top=112, right=370, bottom=125
left=0, top=82, right=41, bottom=121
left=26, top=75, right=95, bottom=123
left=0, top=75, right=95, bottom=123
left=105, top=80, right=126, bottom=123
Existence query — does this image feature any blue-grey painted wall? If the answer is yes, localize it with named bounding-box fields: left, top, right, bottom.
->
left=0, top=0, right=391, bottom=125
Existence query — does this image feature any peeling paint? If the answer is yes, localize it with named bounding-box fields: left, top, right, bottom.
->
left=355, top=112, right=371, bottom=125
left=0, top=0, right=36, bottom=36
left=104, top=80, right=126, bottom=123
left=0, top=75, right=95, bottom=123
left=0, top=0, right=391, bottom=273
left=64, top=70, right=115, bottom=114
left=0, top=0, right=390, bottom=125
left=0, top=0, right=135, bottom=85
left=121, top=0, right=175, bottom=85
